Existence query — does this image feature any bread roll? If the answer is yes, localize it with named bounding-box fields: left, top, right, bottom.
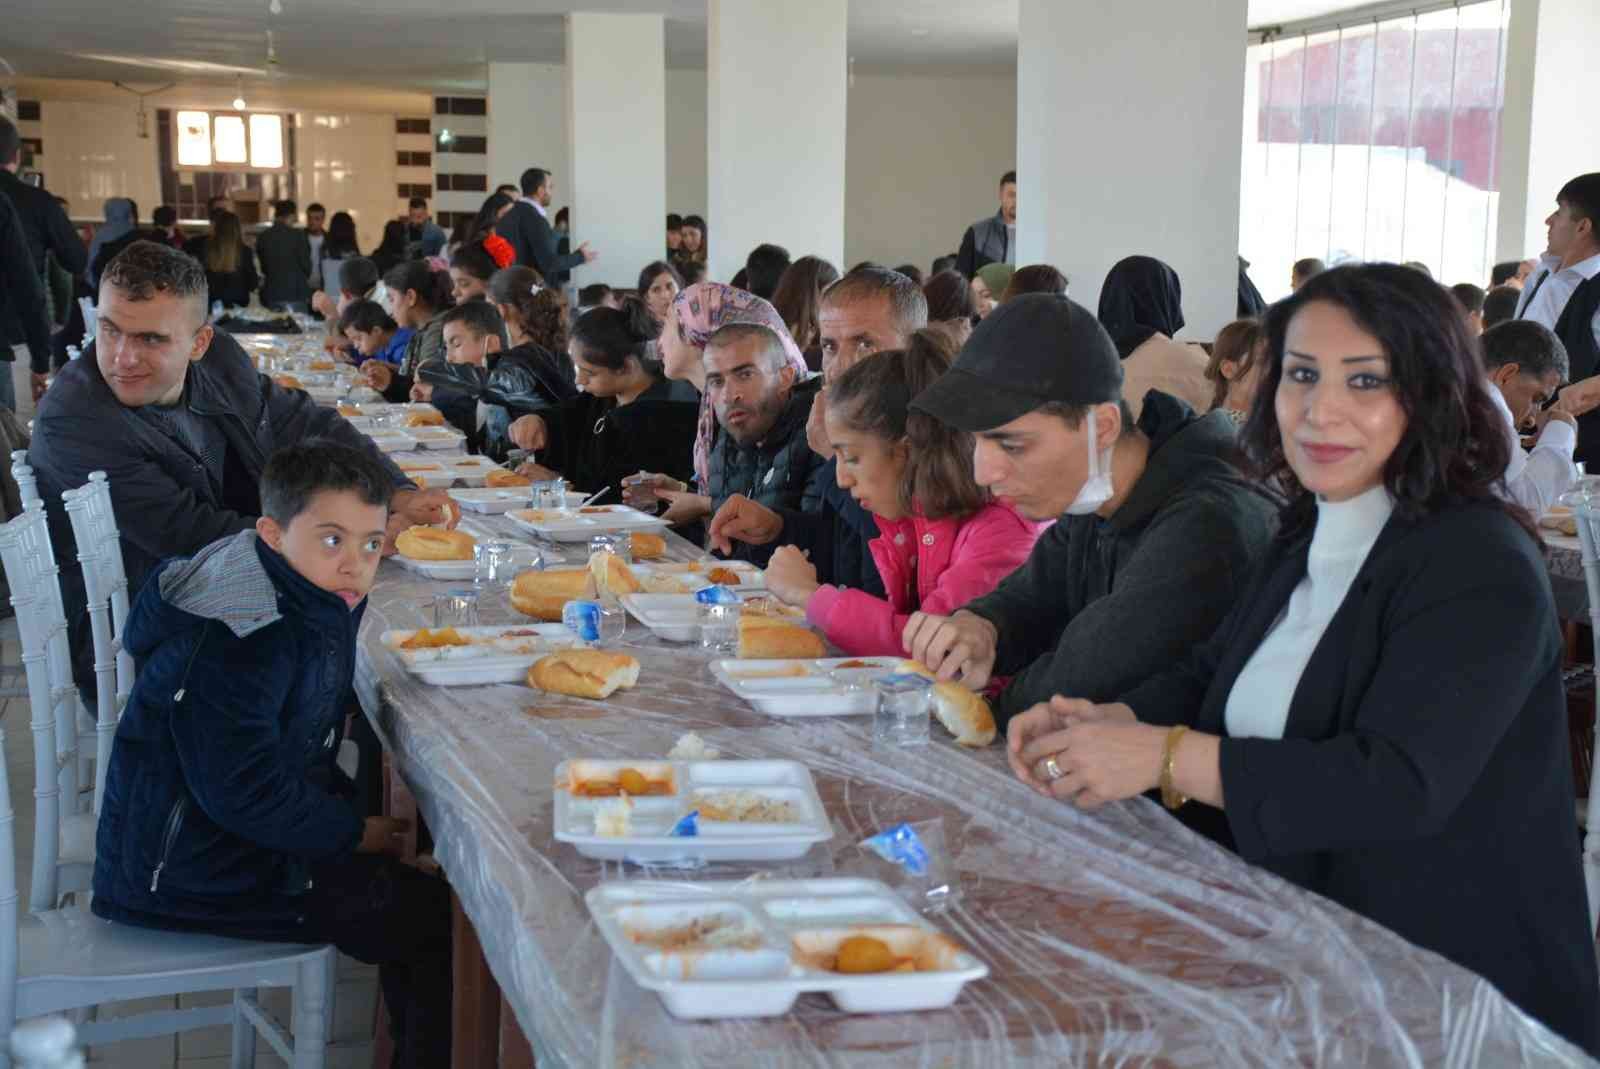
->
left=405, top=410, right=447, bottom=427
left=896, top=660, right=997, bottom=747
left=509, top=568, right=593, bottom=620
left=630, top=531, right=667, bottom=560
left=528, top=649, right=640, bottom=699
left=274, top=374, right=304, bottom=391
left=485, top=468, right=532, bottom=488
left=395, top=525, right=475, bottom=561
left=588, top=551, right=642, bottom=596
left=337, top=403, right=362, bottom=417
left=737, top=615, right=827, bottom=659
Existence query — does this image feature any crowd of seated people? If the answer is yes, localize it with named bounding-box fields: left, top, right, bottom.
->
left=9, top=116, right=1600, bottom=1057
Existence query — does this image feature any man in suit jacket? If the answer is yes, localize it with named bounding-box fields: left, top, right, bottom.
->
left=255, top=199, right=314, bottom=311
left=495, top=167, right=598, bottom=288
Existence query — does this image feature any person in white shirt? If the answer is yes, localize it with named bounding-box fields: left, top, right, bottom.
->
left=1517, top=173, right=1600, bottom=347
left=1482, top=320, right=1577, bottom=516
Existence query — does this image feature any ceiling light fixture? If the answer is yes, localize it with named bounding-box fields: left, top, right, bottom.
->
left=232, top=76, right=246, bottom=110
left=268, top=0, right=282, bottom=13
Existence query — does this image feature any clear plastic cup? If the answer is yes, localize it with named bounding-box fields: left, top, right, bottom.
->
left=563, top=598, right=626, bottom=645
left=698, top=601, right=739, bottom=653
left=473, top=540, right=517, bottom=587
left=873, top=673, right=933, bottom=748
left=589, top=532, right=630, bottom=564
left=534, top=480, right=569, bottom=513
left=432, top=589, right=480, bottom=629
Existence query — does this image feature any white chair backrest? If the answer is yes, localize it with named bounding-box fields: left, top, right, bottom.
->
left=8, top=455, right=37, bottom=512
left=0, top=688, right=17, bottom=1060
left=1566, top=491, right=1600, bottom=935
left=0, top=504, right=74, bottom=912
left=76, top=298, right=95, bottom=340
left=62, top=473, right=130, bottom=810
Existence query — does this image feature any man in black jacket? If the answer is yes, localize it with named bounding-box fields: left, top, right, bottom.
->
left=709, top=267, right=926, bottom=595
left=255, top=199, right=313, bottom=311
left=703, top=323, right=823, bottom=565
left=0, top=116, right=86, bottom=406
left=28, top=241, right=452, bottom=686
left=0, top=192, right=50, bottom=388
left=495, top=167, right=598, bottom=287
left=954, top=170, right=1016, bottom=278
left=903, top=294, right=1277, bottom=727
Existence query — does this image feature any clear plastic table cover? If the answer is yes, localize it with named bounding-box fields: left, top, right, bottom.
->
left=356, top=518, right=1595, bottom=1068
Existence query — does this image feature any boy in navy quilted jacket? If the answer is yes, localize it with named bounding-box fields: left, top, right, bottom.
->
left=92, top=440, right=450, bottom=1067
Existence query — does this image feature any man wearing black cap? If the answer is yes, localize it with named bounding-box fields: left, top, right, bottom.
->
left=903, top=293, right=1277, bottom=729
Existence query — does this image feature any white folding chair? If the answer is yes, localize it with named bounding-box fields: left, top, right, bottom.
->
left=0, top=509, right=336, bottom=1069
left=61, top=473, right=130, bottom=812
left=1565, top=489, right=1600, bottom=934
left=0, top=504, right=90, bottom=911
left=6, top=455, right=37, bottom=512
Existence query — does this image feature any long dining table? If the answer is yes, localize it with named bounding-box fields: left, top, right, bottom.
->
left=227, top=330, right=1594, bottom=1066
left=351, top=516, right=1594, bottom=1068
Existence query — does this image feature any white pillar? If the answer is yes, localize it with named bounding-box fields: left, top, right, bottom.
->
left=1017, top=0, right=1247, bottom=338
left=565, top=13, right=666, bottom=289
left=487, top=62, right=568, bottom=197
left=1496, top=0, right=1600, bottom=262
left=707, top=0, right=846, bottom=284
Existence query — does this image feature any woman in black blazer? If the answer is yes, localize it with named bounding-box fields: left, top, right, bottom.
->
left=1008, top=264, right=1600, bottom=1055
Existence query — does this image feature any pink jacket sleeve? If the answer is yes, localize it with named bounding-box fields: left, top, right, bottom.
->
left=806, top=505, right=1042, bottom=657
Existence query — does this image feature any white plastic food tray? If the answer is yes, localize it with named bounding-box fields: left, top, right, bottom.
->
left=449, top=487, right=533, bottom=514
left=367, top=431, right=418, bottom=454
left=380, top=623, right=578, bottom=685
left=507, top=504, right=670, bottom=542
left=586, top=877, right=988, bottom=1019
left=554, top=759, right=831, bottom=863
left=709, top=656, right=905, bottom=717
left=389, top=537, right=539, bottom=581
left=406, top=425, right=468, bottom=450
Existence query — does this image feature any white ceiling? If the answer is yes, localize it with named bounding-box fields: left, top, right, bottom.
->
left=0, top=0, right=1367, bottom=94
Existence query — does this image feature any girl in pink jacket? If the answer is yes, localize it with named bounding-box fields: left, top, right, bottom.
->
left=764, top=329, right=1044, bottom=656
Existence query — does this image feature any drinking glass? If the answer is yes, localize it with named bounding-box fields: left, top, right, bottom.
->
left=432, top=589, right=480, bottom=629
left=873, top=674, right=932, bottom=748
left=698, top=602, right=739, bottom=654
left=473, top=540, right=517, bottom=587
left=589, top=532, right=631, bottom=564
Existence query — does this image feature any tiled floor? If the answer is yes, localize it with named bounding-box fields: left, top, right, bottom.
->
left=0, top=618, right=380, bottom=1067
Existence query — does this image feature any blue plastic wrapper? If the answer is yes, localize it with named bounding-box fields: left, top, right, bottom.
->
left=669, top=811, right=699, bottom=837
left=562, top=600, right=602, bottom=642
left=861, top=822, right=929, bottom=877
left=694, top=585, right=742, bottom=606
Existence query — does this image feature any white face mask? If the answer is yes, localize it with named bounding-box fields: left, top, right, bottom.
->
left=1063, top=405, right=1115, bottom=516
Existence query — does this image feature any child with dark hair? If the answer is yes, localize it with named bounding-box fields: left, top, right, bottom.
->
left=762, top=329, right=1042, bottom=656
left=365, top=261, right=455, bottom=401
left=512, top=298, right=699, bottom=492
left=92, top=439, right=452, bottom=1067
left=414, top=301, right=576, bottom=455
left=338, top=298, right=412, bottom=367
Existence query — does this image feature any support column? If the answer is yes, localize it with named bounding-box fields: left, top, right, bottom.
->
left=487, top=62, right=568, bottom=197
left=707, top=0, right=846, bottom=284
left=1496, top=0, right=1600, bottom=262
left=566, top=12, right=666, bottom=289
left=1017, top=0, right=1247, bottom=338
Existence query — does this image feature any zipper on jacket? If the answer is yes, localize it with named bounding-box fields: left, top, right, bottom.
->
left=172, top=621, right=210, bottom=702
left=149, top=797, right=188, bottom=893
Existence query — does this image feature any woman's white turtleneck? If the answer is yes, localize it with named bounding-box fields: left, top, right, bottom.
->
left=1224, top=484, right=1394, bottom=740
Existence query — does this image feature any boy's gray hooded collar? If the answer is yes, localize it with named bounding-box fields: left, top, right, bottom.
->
left=157, top=530, right=281, bottom=638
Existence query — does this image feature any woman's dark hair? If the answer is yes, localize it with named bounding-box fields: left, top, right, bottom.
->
left=771, top=256, right=841, bottom=353
left=325, top=211, right=360, bottom=258
left=826, top=328, right=985, bottom=521
left=1205, top=317, right=1264, bottom=410
left=205, top=210, right=244, bottom=274
left=383, top=260, right=454, bottom=314
left=468, top=191, right=515, bottom=245
left=922, top=269, right=976, bottom=323
left=451, top=242, right=498, bottom=283
left=570, top=297, right=662, bottom=375
left=1003, top=264, right=1068, bottom=301
left=637, top=260, right=684, bottom=299
left=1241, top=263, right=1526, bottom=541
left=893, top=264, right=925, bottom=286
left=373, top=220, right=409, bottom=273
left=490, top=264, right=554, bottom=342
left=338, top=298, right=397, bottom=336
left=679, top=261, right=708, bottom=286
left=338, top=257, right=379, bottom=296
